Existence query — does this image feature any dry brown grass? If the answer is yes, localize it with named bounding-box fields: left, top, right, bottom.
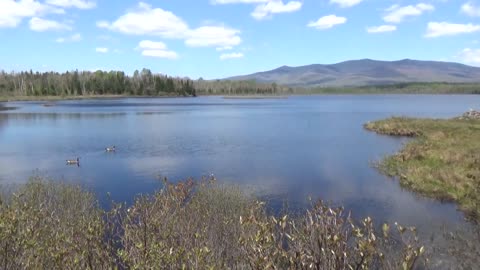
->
left=0, top=178, right=427, bottom=269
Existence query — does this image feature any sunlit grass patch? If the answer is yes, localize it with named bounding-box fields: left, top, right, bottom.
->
left=365, top=116, right=480, bottom=221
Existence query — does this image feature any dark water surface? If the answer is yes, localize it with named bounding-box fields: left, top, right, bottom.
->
left=1, top=95, right=480, bottom=232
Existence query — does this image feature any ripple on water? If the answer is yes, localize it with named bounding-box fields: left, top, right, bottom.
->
left=0, top=96, right=479, bottom=233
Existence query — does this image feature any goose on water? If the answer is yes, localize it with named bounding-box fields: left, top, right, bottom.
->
left=66, top=157, right=80, bottom=166
left=105, top=146, right=116, bottom=152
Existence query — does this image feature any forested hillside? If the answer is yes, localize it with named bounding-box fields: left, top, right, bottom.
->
left=0, top=69, right=290, bottom=98
left=0, top=68, right=196, bottom=97
left=3, top=67, right=477, bottom=99
left=194, top=79, right=291, bottom=95
left=227, top=59, right=480, bottom=87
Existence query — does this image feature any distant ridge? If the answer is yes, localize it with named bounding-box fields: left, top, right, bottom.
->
left=225, top=59, right=480, bottom=87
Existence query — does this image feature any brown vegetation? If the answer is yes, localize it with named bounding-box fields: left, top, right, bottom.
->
left=0, top=177, right=427, bottom=269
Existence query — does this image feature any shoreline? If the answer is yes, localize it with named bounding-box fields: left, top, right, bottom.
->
left=4, top=91, right=480, bottom=103
left=365, top=115, right=480, bottom=221
left=0, top=95, right=127, bottom=102
left=0, top=94, right=194, bottom=103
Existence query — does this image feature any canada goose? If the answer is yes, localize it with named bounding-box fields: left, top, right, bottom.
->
left=66, top=157, right=80, bottom=166
left=105, top=146, right=116, bottom=152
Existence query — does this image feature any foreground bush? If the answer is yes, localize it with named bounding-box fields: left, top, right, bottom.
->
left=0, top=179, right=113, bottom=269
left=0, top=178, right=426, bottom=269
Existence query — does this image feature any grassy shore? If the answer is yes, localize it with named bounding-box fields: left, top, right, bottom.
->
left=365, top=116, right=480, bottom=220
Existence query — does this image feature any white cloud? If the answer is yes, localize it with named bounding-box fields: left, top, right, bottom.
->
left=216, top=46, right=233, bottom=51
left=425, top=22, right=480, bottom=37
left=97, top=2, right=189, bottom=38
left=461, top=2, right=480, bottom=17
left=29, top=17, right=72, bottom=32
left=366, top=25, right=397, bottom=33
left=185, top=26, right=241, bottom=49
left=95, top=47, right=109, bottom=53
left=212, top=0, right=267, bottom=3
left=71, top=33, right=82, bottom=41
left=330, top=0, right=363, bottom=8
left=457, top=48, right=480, bottom=65
left=97, top=34, right=112, bottom=40
left=137, top=40, right=178, bottom=59
left=220, top=52, right=244, bottom=60
left=138, top=40, right=167, bottom=50
left=46, top=0, right=96, bottom=9
left=56, top=33, right=82, bottom=42
left=383, top=3, right=434, bottom=23
left=96, top=21, right=109, bottom=28
left=97, top=2, right=242, bottom=50
left=307, top=15, right=347, bottom=30
left=212, top=0, right=302, bottom=19
left=142, top=50, right=178, bottom=59
left=0, top=0, right=64, bottom=28
left=251, top=1, right=302, bottom=20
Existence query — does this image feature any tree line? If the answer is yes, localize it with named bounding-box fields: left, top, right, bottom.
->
left=6, top=69, right=473, bottom=98
left=309, top=82, right=480, bottom=94
left=0, top=69, right=291, bottom=98
left=0, top=69, right=196, bottom=97
left=194, top=78, right=292, bottom=95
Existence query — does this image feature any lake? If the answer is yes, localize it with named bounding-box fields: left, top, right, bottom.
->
left=1, top=95, right=480, bottom=233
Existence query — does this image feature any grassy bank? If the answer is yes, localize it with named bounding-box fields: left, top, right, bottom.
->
left=365, top=116, right=480, bottom=220
left=0, top=178, right=426, bottom=269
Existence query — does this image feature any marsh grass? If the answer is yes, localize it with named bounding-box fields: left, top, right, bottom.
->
left=365, top=117, right=480, bottom=221
left=0, top=178, right=426, bottom=269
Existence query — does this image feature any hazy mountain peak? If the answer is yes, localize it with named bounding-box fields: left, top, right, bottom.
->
left=226, top=59, right=480, bottom=87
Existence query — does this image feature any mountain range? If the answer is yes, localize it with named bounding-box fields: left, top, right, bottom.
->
left=226, top=59, right=480, bottom=87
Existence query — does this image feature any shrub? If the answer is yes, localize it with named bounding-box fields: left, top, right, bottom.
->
left=0, top=178, right=426, bottom=269
left=0, top=178, right=113, bottom=269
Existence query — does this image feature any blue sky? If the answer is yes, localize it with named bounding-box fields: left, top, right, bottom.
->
left=1, top=0, right=480, bottom=79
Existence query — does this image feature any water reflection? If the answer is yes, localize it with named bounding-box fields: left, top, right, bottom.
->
left=0, top=115, right=6, bottom=133
left=1, top=112, right=126, bottom=121
left=0, top=105, right=17, bottom=133
left=0, top=105, right=17, bottom=111
left=0, top=95, right=479, bottom=234
left=136, top=112, right=171, bottom=115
